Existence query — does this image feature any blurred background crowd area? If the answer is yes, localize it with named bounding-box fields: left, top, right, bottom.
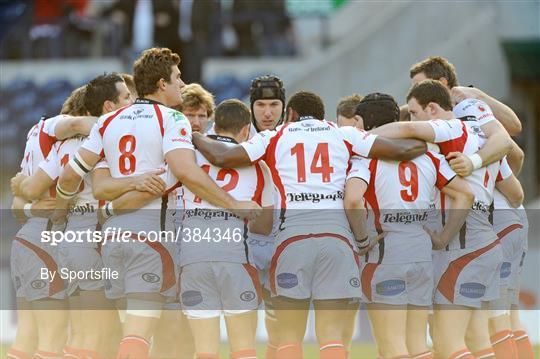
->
left=0, top=1, right=539, bottom=202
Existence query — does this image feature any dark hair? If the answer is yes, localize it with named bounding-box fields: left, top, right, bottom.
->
left=286, top=91, right=325, bottom=121
left=410, top=56, right=458, bottom=88
left=133, top=47, right=181, bottom=97
left=214, top=99, right=251, bottom=135
left=406, top=79, right=453, bottom=111
left=250, top=75, right=285, bottom=130
left=355, top=93, right=399, bottom=130
left=84, top=73, right=125, bottom=116
left=336, top=93, right=363, bottom=118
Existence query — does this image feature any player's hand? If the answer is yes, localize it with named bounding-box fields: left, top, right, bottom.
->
left=10, top=172, right=27, bottom=196
left=446, top=151, right=473, bottom=177
left=424, top=226, right=446, bottom=250
left=231, top=201, right=262, bottom=220
left=450, top=86, right=482, bottom=104
left=31, top=198, right=57, bottom=218
left=134, top=168, right=166, bottom=196
left=356, top=233, right=385, bottom=256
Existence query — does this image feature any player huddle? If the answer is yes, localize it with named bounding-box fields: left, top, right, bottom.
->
left=7, top=49, right=533, bottom=359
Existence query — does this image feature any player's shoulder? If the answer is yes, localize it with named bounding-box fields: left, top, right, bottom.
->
left=162, top=107, right=188, bottom=123
left=453, top=98, right=493, bottom=119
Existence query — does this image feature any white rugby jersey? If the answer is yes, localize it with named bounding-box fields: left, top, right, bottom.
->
left=16, top=115, right=65, bottom=240
left=180, top=135, right=266, bottom=266
left=40, top=137, right=100, bottom=242
left=349, top=152, right=456, bottom=264
left=429, top=118, right=511, bottom=250
left=453, top=98, right=496, bottom=127
left=240, top=117, right=378, bottom=243
left=82, top=98, right=192, bottom=233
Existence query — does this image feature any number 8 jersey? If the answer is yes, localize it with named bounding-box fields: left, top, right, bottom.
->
left=240, top=117, right=378, bottom=243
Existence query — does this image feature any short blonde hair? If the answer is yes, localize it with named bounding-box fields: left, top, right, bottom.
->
left=121, top=73, right=137, bottom=98
left=336, top=93, right=363, bottom=118
left=61, top=85, right=87, bottom=116
left=177, top=83, right=215, bottom=117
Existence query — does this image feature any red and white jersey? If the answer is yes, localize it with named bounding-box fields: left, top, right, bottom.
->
left=180, top=135, right=266, bottom=266
left=349, top=151, right=456, bottom=264
left=81, top=98, right=193, bottom=233
left=429, top=118, right=510, bottom=250
left=240, top=117, right=378, bottom=243
left=16, top=115, right=65, bottom=240
left=40, top=137, right=99, bottom=242
left=453, top=98, right=496, bottom=127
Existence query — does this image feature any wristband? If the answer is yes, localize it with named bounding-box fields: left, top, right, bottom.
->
left=23, top=203, right=33, bottom=218
left=356, top=236, right=369, bottom=249
left=103, top=202, right=114, bottom=218
left=56, top=182, right=77, bottom=200
left=467, top=153, right=483, bottom=170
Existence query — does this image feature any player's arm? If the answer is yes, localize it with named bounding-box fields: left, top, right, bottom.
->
left=191, top=132, right=252, bottom=168
left=17, top=169, right=55, bottom=202
left=370, top=121, right=436, bottom=142
left=496, top=175, right=524, bottom=208
left=166, top=148, right=260, bottom=220
left=429, top=176, right=474, bottom=250
left=54, top=116, right=98, bottom=139
left=368, top=136, right=427, bottom=161
left=451, top=87, right=522, bottom=135
left=344, top=178, right=368, bottom=245
left=506, top=141, right=524, bottom=176
left=92, top=167, right=166, bottom=201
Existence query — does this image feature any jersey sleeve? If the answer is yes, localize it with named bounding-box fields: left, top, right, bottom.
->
left=496, top=157, right=513, bottom=182
left=81, top=122, right=104, bottom=156
left=163, top=109, right=194, bottom=155
left=427, top=151, right=456, bottom=190
left=428, top=119, right=464, bottom=143
left=340, top=126, right=378, bottom=157
left=240, top=130, right=275, bottom=162
left=94, top=159, right=109, bottom=170
left=346, top=157, right=371, bottom=184
left=38, top=143, right=61, bottom=180
left=453, top=98, right=496, bottom=126
left=41, top=115, right=65, bottom=141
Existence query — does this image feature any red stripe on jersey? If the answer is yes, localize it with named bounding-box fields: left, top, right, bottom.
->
left=361, top=263, right=378, bottom=302
left=252, top=163, right=264, bottom=205
left=497, top=223, right=523, bottom=240
left=242, top=263, right=263, bottom=305
left=269, top=232, right=354, bottom=294
left=436, top=239, right=500, bottom=303
left=38, top=120, right=56, bottom=158
left=437, top=121, right=468, bottom=156
left=98, top=106, right=129, bottom=137
left=153, top=104, right=165, bottom=136
left=13, top=236, right=64, bottom=297
left=426, top=152, right=450, bottom=190
left=363, top=159, right=382, bottom=233
left=265, top=124, right=289, bottom=210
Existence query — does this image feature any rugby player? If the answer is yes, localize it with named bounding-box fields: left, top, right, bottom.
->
left=371, top=80, right=524, bottom=359
left=345, top=93, right=473, bottom=359
left=179, top=99, right=273, bottom=359
left=336, top=93, right=363, bottom=128
left=51, top=47, right=260, bottom=359
left=11, top=74, right=133, bottom=359
left=191, top=90, right=427, bottom=359
left=8, top=87, right=100, bottom=359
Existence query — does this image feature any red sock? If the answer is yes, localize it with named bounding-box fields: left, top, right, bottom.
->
left=513, top=330, right=534, bottom=359
left=266, top=343, right=278, bottom=359
left=62, top=347, right=80, bottom=359
left=448, top=348, right=474, bottom=359
left=33, top=351, right=62, bottom=359
left=276, top=342, right=302, bottom=359
left=7, top=348, right=32, bottom=359
left=231, top=349, right=257, bottom=359
left=195, top=354, right=218, bottom=359
left=472, top=348, right=496, bottom=359
left=78, top=349, right=102, bottom=359
left=116, top=335, right=150, bottom=359
left=319, top=341, right=346, bottom=359
left=411, top=351, right=433, bottom=359
left=491, top=330, right=517, bottom=359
